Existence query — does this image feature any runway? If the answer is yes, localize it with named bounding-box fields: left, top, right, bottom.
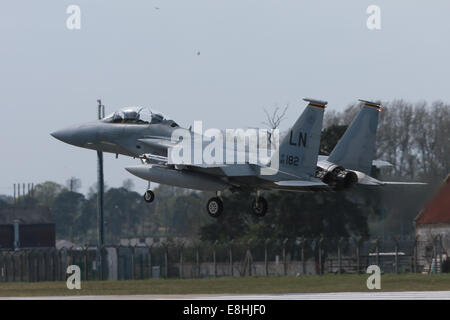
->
left=3, top=291, right=450, bottom=300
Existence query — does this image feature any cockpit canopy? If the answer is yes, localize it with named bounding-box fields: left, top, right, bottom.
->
left=102, top=107, right=179, bottom=127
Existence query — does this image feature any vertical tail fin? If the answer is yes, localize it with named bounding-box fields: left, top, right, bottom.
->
left=328, top=99, right=381, bottom=175
left=276, top=98, right=326, bottom=179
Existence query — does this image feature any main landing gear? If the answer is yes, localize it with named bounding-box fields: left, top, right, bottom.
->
left=205, top=190, right=268, bottom=218
left=206, top=196, right=224, bottom=218
left=143, top=182, right=155, bottom=203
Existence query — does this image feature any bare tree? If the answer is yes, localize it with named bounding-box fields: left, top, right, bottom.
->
left=262, top=104, right=289, bottom=130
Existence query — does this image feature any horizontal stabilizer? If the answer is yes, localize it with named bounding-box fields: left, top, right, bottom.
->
left=319, top=155, right=393, bottom=169
left=275, top=180, right=329, bottom=187
left=380, top=181, right=427, bottom=185
left=372, top=159, right=393, bottom=168
left=357, top=175, right=427, bottom=186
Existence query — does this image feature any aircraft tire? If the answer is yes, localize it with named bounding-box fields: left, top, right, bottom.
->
left=252, top=197, right=268, bottom=217
left=144, top=190, right=155, bottom=203
left=206, top=197, right=223, bottom=218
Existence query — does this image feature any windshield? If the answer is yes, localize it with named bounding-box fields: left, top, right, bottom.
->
left=102, top=107, right=178, bottom=126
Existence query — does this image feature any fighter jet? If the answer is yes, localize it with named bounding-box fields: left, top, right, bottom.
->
left=314, top=99, right=426, bottom=189
left=51, top=98, right=330, bottom=217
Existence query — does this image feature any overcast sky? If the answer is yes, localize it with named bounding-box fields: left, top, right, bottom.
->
left=1, top=1, right=450, bottom=196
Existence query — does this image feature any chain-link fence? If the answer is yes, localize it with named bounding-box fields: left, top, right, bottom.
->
left=0, top=235, right=448, bottom=282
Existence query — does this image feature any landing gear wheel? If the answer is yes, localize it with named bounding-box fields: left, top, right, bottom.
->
left=206, top=197, right=223, bottom=218
left=252, top=197, right=268, bottom=217
left=143, top=190, right=155, bottom=203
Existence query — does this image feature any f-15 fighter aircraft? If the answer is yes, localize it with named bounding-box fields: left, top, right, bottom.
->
left=51, top=98, right=424, bottom=218
left=52, top=98, right=329, bottom=217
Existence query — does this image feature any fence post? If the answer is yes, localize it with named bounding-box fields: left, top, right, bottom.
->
left=68, top=246, right=73, bottom=281
left=84, top=244, right=89, bottom=281
left=375, top=237, right=380, bottom=268
left=439, top=234, right=443, bottom=274
left=116, top=245, right=121, bottom=280
left=55, top=249, right=60, bottom=281
left=0, top=253, right=4, bottom=282
left=59, top=249, right=64, bottom=281
left=43, top=249, right=49, bottom=281
left=394, top=237, right=399, bottom=274
left=68, top=246, right=73, bottom=269
left=283, top=238, right=288, bottom=276
left=26, top=251, right=31, bottom=282
left=301, top=238, right=306, bottom=275
left=164, top=243, right=169, bottom=279
left=265, top=239, right=270, bottom=277
left=318, top=237, right=323, bottom=275
left=36, top=250, right=40, bottom=282
left=52, top=249, right=57, bottom=281
left=213, top=240, right=218, bottom=278
left=11, top=252, right=16, bottom=282
left=47, top=249, right=53, bottom=281
left=355, top=237, right=361, bottom=274
left=2, top=253, right=6, bottom=282
left=139, top=248, right=144, bottom=280
left=99, top=245, right=104, bottom=281
left=3, top=253, right=8, bottom=282
left=196, top=245, right=200, bottom=278
left=338, top=237, right=344, bottom=274
left=179, top=243, right=184, bottom=279
left=247, top=239, right=253, bottom=277
left=148, top=245, right=152, bottom=279
left=413, top=235, right=419, bottom=273
left=229, top=240, right=233, bottom=277
left=131, top=245, right=136, bottom=280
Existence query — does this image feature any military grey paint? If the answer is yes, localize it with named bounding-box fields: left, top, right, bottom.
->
left=271, top=100, right=326, bottom=181
left=328, top=103, right=380, bottom=175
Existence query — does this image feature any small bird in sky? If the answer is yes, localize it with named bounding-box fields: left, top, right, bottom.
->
left=197, top=51, right=201, bottom=56
left=155, top=6, right=160, bottom=10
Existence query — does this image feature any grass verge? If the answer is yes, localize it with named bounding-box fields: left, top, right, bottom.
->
left=0, top=274, right=449, bottom=297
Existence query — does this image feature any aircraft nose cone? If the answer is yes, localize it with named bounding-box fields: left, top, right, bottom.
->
left=50, top=128, right=72, bottom=143
left=51, top=124, right=97, bottom=148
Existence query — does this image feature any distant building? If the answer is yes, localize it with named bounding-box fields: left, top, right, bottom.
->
left=0, top=206, right=55, bottom=250
left=414, top=174, right=450, bottom=272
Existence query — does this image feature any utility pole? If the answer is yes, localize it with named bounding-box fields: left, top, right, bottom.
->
left=97, top=99, right=105, bottom=247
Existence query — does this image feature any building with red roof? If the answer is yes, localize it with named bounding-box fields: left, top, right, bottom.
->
left=414, top=174, right=450, bottom=273
left=415, top=175, right=450, bottom=226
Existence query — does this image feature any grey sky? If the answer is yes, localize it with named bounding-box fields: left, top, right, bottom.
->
left=1, top=1, right=450, bottom=195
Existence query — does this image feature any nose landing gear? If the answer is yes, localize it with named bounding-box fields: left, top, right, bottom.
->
left=143, top=190, right=155, bottom=203
left=143, top=182, right=155, bottom=203
left=251, top=190, right=268, bottom=217
left=252, top=197, right=268, bottom=217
